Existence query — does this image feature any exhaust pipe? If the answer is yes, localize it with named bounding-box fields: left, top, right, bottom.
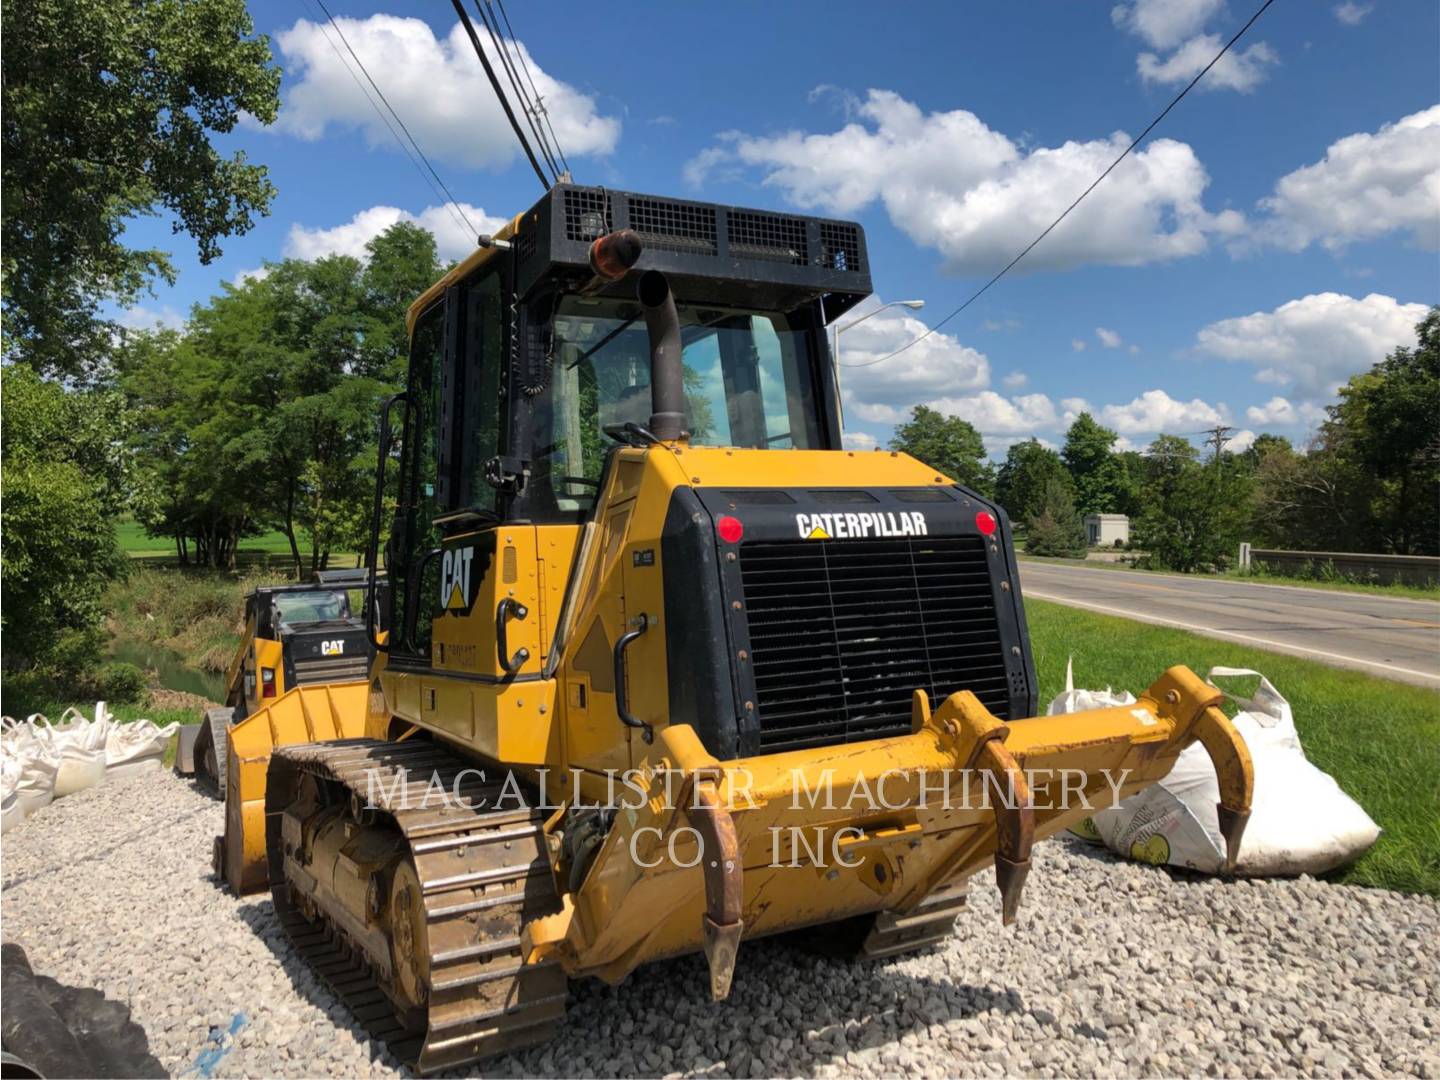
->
left=638, top=269, right=685, bottom=441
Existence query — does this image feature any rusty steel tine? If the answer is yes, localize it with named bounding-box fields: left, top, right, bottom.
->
left=689, top=779, right=743, bottom=1000
left=976, top=739, right=1034, bottom=926
left=1193, top=705, right=1256, bottom=873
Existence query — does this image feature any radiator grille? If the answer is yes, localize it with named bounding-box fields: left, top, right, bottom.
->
left=293, top=654, right=369, bottom=686
left=738, top=536, right=1009, bottom=752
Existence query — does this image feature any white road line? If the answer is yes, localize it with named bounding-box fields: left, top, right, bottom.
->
left=1025, top=590, right=1440, bottom=686
left=1019, top=561, right=1440, bottom=608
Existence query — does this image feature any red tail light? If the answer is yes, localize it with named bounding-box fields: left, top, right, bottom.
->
left=261, top=667, right=276, bottom=698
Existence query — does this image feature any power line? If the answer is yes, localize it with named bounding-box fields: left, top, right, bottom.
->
left=491, top=0, right=571, bottom=177
left=451, top=0, right=551, bottom=191
left=308, top=0, right=477, bottom=239
left=471, top=0, right=560, bottom=182
left=842, top=0, right=1279, bottom=370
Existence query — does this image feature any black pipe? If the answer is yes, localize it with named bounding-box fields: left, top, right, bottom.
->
left=637, top=270, right=685, bottom=441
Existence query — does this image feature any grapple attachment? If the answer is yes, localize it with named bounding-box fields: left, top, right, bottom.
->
left=532, top=664, right=1254, bottom=996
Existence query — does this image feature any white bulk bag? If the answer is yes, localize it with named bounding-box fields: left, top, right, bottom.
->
left=0, top=716, right=60, bottom=818
left=105, top=717, right=179, bottom=781
left=1071, top=666, right=1380, bottom=876
left=1, top=756, right=22, bottom=834
left=48, top=707, right=109, bottom=797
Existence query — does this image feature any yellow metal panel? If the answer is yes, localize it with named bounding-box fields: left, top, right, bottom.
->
left=220, top=679, right=370, bottom=894
left=664, top=445, right=954, bottom=488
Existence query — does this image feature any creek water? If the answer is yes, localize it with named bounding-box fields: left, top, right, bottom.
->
left=109, top=638, right=226, bottom=702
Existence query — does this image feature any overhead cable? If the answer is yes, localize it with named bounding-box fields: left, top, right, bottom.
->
left=842, top=0, right=1280, bottom=369
left=309, top=0, right=477, bottom=239
left=451, top=0, right=551, bottom=191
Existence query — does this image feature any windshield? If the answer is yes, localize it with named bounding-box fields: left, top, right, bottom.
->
left=533, top=296, right=822, bottom=513
left=273, top=590, right=350, bottom=624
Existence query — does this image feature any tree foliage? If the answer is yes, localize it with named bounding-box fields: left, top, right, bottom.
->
left=995, top=439, right=1070, bottom=525
left=120, top=223, right=444, bottom=575
left=1, top=366, right=128, bottom=672
left=1062, top=412, right=1138, bottom=515
left=1134, top=435, right=1251, bottom=572
left=1024, top=476, right=1087, bottom=558
left=1251, top=308, right=1439, bottom=556
left=1, top=0, right=281, bottom=376
left=889, top=405, right=993, bottom=495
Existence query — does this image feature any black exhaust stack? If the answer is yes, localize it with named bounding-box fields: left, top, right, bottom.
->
left=638, top=269, right=685, bottom=441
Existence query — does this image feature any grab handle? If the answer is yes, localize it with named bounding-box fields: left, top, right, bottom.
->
left=496, top=598, right=529, bottom=675
left=613, top=615, right=654, bottom=744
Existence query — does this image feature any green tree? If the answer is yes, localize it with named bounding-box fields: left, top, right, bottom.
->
left=1329, top=309, right=1439, bottom=554
left=995, top=439, right=1071, bottom=526
left=1062, top=412, right=1137, bottom=514
left=1249, top=309, right=1439, bottom=556
left=2, top=0, right=281, bottom=376
left=1024, top=476, right=1087, bottom=558
left=889, top=405, right=993, bottom=495
left=1134, top=435, right=1251, bottom=572
left=1, top=366, right=128, bottom=673
left=1241, top=433, right=1293, bottom=469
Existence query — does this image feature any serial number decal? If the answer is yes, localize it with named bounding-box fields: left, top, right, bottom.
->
left=796, top=511, right=928, bottom=540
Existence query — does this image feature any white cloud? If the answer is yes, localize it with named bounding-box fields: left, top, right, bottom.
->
left=286, top=202, right=511, bottom=263
left=1128, top=343, right=1141, bottom=355
left=273, top=16, right=619, bottom=170
left=1137, top=35, right=1279, bottom=93
left=232, top=266, right=271, bottom=287
left=687, top=89, right=1242, bottom=275
left=1095, top=327, right=1123, bottom=348
left=926, top=391, right=1062, bottom=436
left=836, top=300, right=990, bottom=423
left=119, top=304, right=185, bottom=332
left=842, top=431, right=878, bottom=451
left=1226, top=429, right=1257, bottom=453
left=1098, top=389, right=1227, bottom=434
left=1072, top=339, right=1087, bottom=352
left=1002, top=371, right=1029, bottom=389
left=1114, top=1, right=1277, bottom=94
left=1111, top=0, right=1225, bottom=49
left=1333, top=2, right=1373, bottom=25
left=1196, top=292, right=1429, bottom=399
left=1255, top=106, right=1440, bottom=252
left=1245, top=396, right=1299, bottom=425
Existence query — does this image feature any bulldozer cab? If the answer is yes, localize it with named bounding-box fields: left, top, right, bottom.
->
left=378, top=185, right=869, bottom=670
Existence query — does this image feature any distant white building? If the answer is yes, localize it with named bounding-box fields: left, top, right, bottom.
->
left=1084, top=514, right=1130, bottom=547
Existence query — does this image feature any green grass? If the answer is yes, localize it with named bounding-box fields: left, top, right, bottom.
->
left=1019, top=553, right=1440, bottom=601
left=105, top=565, right=285, bottom=676
left=115, top=517, right=361, bottom=568
left=116, top=518, right=306, bottom=555
left=1025, top=598, right=1440, bottom=896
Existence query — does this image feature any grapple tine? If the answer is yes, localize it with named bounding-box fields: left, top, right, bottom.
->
left=1192, top=704, right=1256, bottom=873
left=689, top=779, right=743, bottom=1000
left=976, top=739, right=1034, bottom=925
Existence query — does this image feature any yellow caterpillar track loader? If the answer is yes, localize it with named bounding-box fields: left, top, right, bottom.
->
left=191, top=572, right=382, bottom=796
left=216, top=184, right=1254, bottom=1073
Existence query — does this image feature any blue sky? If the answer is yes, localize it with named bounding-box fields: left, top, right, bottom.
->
left=120, top=0, right=1439, bottom=458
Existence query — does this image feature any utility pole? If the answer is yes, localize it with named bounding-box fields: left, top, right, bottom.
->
left=1202, top=424, right=1234, bottom=490
left=1202, top=425, right=1234, bottom=464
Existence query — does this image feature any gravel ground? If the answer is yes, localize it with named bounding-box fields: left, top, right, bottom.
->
left=2, top=772, right=1437, bottom=1079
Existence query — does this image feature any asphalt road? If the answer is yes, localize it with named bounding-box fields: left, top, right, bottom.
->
left=1017, top=560, right=1440, bottom=688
